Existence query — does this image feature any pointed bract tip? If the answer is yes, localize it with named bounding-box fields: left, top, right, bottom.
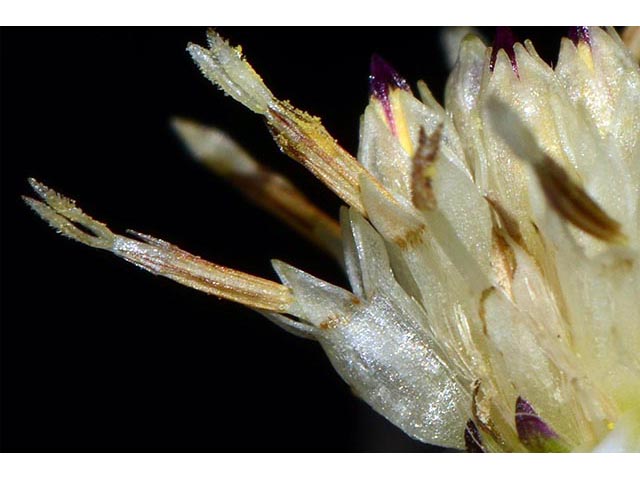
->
left=369, top=54, right=409, bottom=100
left=568, top=26, right=591, bottom=46
left=515, top=397, right=569, bottom=452
left=515, top=396, right=535, bottom=415
left=369, top=55, right=410, bottom=136
left=490, top=27, right=519, bottom=75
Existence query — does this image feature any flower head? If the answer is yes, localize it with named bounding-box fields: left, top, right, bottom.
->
left=26, top=27, right=640, bottom=452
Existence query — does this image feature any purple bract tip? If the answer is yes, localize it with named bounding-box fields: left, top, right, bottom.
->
left=464, top=420, right=485, bottom=453
left=568, top=26, right=591, bottom=46
left=490, top=27, right=519, bottom=75
left=369, top=54, right=409, bottom=135
left=515, top=396, right=561, bottom=451
left=369, top=54, right=409, bottom=99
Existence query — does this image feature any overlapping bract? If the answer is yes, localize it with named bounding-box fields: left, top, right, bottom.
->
left=27, top=28, right=640, bottom=451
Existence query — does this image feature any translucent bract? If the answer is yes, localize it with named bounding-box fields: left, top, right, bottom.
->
left=27, top=27, right=640, bottom=452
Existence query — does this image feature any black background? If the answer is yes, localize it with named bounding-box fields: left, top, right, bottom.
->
left=1, top=27, right=569, bottom=452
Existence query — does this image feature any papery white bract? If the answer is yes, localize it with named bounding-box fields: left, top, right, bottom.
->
left=26, top=27, right=640, bottom=452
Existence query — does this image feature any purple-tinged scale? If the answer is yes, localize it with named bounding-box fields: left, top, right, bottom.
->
left=490, top=27, right=519, bottom=76
left=568, top=26, right=591, bottom=47
left=464, top=420, right=485, bottom=452
left=515, top=396, right=570, bottom=452
left=369, top=54, right=410, bottom=136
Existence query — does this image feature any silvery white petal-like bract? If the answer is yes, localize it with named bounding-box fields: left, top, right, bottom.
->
left=27, top=28, right=640, bottom=452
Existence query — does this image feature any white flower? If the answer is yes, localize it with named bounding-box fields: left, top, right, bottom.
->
left=26, top=27, right=640, bottom=452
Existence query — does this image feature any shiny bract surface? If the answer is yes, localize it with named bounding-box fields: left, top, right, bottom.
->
left=27, top=27, right=640, bottom=452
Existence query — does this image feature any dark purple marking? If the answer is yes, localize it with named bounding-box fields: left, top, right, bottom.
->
left=490, top=27, right=519, bottom=76
left=369, top=54, right=410, bottom=135
left=568, top=27, right=591, bottom=47
left=515, top=396, right=560, bottom=451
left=464, top=420, right=485, bottom=453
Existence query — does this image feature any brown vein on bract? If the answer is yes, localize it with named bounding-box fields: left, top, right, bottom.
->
left=478, top=287, right=495, bottom=336
left=471, top=379, right=510, bottom=451
left=484, top=195, right=526, bottom=250
left=319, top=313, right=350, bottom=330
left=535, top=157, right=627, bottom=244
left=490, top=228, right=517, bottom=299
left=411, top=125, right=442, bottom=211
left=392, top=224, right=426, bottom=250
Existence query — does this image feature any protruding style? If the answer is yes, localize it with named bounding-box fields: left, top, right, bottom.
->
left=172, top=118, right=343, bottom=262
left=27, top=27, right=640, bottom=452
left=25, top=179, right=294, bottom=312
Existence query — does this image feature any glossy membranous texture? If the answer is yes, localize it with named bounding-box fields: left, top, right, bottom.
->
left=27, top=28, right=640, bottom=451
